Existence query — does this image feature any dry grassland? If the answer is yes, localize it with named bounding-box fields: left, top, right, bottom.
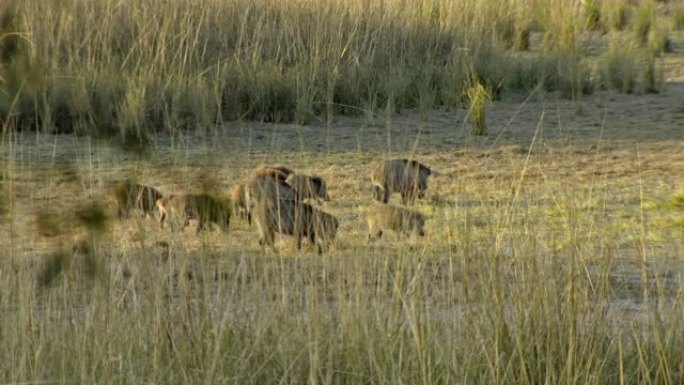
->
left=1, top=81, right=684, bottom=383
left=1, top=1, right=684, bottom=384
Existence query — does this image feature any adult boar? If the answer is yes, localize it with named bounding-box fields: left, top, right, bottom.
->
left=253, top=200, right=338, bottom=254
left=244, top=176, right=296, bottom=217
left=285, top=174, right=330, bottom=202
left=113, top=181, right=164, bottom=219
left=370, top=159, right=432, bottom=204
left=250, top=164, right=294, bottom=183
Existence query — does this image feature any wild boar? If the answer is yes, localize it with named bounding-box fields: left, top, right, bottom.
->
left=250, top=164, right=295, bottom=183
left=252, top=199, right=338, bottom=254
left=244, top=175, right=296, bottom=217
left=113, top=181, right=164, bottom=219
left=157, top=193, right=231, bottom=232
left=370, top=159, right=432, bottom=205
left=229, top=182, right=250, bottom=224
left=285, top=173, right=330, bottom=202
left=366, top=204, right=426, bottom=241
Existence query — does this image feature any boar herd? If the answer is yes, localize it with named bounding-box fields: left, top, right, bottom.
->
left=113, top=158, right=432, bottom=253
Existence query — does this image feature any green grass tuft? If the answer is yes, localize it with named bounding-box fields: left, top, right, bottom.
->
left=466, top=80, right=492, bottom=136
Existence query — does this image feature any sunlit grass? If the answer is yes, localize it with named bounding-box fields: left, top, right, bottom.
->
left=0, top=0, right=683, bottom=383
left=0, top=0, right=677, bottom=139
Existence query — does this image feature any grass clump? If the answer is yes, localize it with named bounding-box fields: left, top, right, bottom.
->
left=582, top=0, right=603, bottom=31
left=603, top=0, right=630, bottom=31
left=674, top=3, right=684, bottom=30
left=633, top=0, right=655, bottom=44
left=537, top=2, right=593, bottom=99
left=642, top=54, right=662, bottom=94
left=647, top=25, right=672, bottom=56
left=466, top=79, right=492, bottom=136
left=595, top=36, right=641, bottom=93
left=595, top=33, right=663, bottom=95
left=672, top=190, right=684, bottom=210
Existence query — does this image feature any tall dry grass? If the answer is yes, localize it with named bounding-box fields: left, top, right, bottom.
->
left=0, top=0, right=672, bottom=141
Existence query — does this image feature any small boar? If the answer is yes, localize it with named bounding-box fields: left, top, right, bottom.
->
left=250, top=164, right=295, bottom=183
left=285, top=173, right=330, bottom=202
left=253, top=200, right=339, bottom=254
left=366, top=204, right=426, bottom=241
left=157, top=193, right=231, bottom=232
left=370, top=159, right=432, bottom=205
left=229, top=182, right=250, bottom=225
left=113, top=181, right=164, bottom=219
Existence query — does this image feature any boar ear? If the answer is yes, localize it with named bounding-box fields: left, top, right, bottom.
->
left=419, top=164, right=432, bottom=175
left=313, top=177, right=323, bottom=188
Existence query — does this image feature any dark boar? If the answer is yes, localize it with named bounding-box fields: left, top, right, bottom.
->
left=370, top=159, right=432, bottom=204
left=285, top=173, right=330, bottom=202
left=113, top=181, right=164, bottom=219
left=253, top=199, right=338, bottom=254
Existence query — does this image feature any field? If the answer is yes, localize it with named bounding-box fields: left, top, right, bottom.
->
left=2, top=0, right=684, bottom=384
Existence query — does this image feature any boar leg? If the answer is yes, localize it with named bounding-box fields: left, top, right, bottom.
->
left=382, top=186, right=390, bottom=204
left=371, top=185, right=382, bottom=201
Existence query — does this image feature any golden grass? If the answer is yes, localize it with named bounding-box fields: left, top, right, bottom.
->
left=0, top=0, right=679, bottom=139
left=1, top=0, right=684, bottom=382
left=466, top=80, right=492, bottom=136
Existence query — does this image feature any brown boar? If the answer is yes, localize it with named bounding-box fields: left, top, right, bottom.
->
left=285, top=173, right=330, bottom=202
left=253, top=199, right=339, bottom=254
left=250, top=164, right=295, bottom=183
left=370, top=159, right=432, bottom=205
left=366, top=204, right=426, bottom=241
left=157, top=193, right=231, bottom=232
left=113, top=181, right=164, bottom=219
left=244, top=175, right=296, bottom=218
left=229, top=182, right=250, bottom=224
